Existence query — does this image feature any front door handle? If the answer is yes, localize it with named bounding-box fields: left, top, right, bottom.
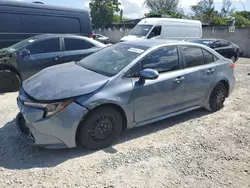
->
left=175, top=76, right=184, bottom=83
left=207, top=68, right=215, bottom=75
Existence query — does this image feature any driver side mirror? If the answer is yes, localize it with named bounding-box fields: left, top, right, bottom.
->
left=19, top=49, right=30, bottom=57
left=138, top=69, right=159, bottom=84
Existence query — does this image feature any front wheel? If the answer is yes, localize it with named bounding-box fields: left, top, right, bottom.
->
left=209, top=83, right=227, bottom=112
left=0, top=70, right=21, bottom=93
left=78, top=106, right=123, bottom=150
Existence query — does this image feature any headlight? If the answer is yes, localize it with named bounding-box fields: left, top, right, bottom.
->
left=24, top=100, right=73, bottom=117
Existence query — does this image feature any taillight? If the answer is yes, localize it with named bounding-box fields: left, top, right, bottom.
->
left=90, top=34, right=94, bottom=38
left=230, top=63, right=235, bottom=68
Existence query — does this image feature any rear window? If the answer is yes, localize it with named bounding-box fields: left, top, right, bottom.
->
left=65, top=38, right=95, bottom=51
left=130, top=25, right=153, bottom=37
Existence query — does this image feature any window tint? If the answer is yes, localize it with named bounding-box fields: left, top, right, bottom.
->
left=65, top=38, right=95, bottom=51
left=182, top=47, right=204, bottom=68
left=27, top=39, right=60, bottom=54
left=219, top=40, right=231, bottom=47
left=148, top=25, right=162, bottom=38
left=141, top=47, right=179, bottom=73
left=203, top=50, right=215, bottom=64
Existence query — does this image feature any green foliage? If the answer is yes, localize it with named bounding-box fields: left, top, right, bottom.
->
left=144, top=0, right=180, bottom=12
left=190, top=0, right=250, bottom=27
left=145, top=10, right=185, bottom=19
left=113, top=14, right=130, bottom=23
left=232, top=12, right=250, bottom=27
left=89, top=0, right=121, bottom=27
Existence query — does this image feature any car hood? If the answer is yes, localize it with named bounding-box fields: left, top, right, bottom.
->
left=120, top=35, right=146, bottom=42
left=22, top=62, right=109, bottom=101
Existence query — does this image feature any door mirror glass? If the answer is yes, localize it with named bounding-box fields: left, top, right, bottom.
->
left=139, top=69, right=159, bottom=81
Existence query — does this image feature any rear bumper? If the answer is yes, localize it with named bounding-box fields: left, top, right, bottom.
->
left=16, top=98, right=89, bottom=148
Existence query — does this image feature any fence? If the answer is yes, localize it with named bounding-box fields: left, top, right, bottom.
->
left=94, top=26, right=250, bottom=57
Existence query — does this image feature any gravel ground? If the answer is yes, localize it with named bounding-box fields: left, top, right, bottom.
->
left=0, top=59, right=250, bottom=188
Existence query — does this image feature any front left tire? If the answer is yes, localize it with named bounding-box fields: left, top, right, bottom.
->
left=0, top=69, right=21, bottom=93
left=78, top=106, right=123, bottom=150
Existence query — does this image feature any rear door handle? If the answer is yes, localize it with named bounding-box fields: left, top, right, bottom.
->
left=207, top=69, right=215, bottom=75
left=175, top=76, right=184, bottom=83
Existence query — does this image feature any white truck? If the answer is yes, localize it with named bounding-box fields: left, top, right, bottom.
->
left=120, top=18, right=202, bottom=42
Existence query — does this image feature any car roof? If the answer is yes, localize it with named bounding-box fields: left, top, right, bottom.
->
left=0, top=0, right=89, bottom=13
left=122, top=39, right=201, bottom=48
left=194, top=38, right=229, bottom=42
left=31, top=34, right=89, bottom=40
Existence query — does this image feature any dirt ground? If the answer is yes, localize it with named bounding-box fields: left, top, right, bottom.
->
left=0, top=59, right=250, bottom=188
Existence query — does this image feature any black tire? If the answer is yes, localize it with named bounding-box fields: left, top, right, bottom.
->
left=209, top=82, right=227, bottom=112
left=0, top=69, right=21, bottom=93
left=78, top=106, right=123, bottom=150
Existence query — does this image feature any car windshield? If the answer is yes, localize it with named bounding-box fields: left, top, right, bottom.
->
left=192, top=40, right=214, bottom=46
left=8, top=36, right=39, bottom=51
left=77, top=43, right=149, bottom=77
left=130, top=25, right=153, bottom=37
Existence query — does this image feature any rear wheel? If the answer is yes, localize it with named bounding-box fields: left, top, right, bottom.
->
left=0, top=69, right=21, bottom=93
left=209, top=83, right=227, bottom=112
left=78, top=106, right=123, bottom=150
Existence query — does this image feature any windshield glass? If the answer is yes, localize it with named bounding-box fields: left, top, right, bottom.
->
left=130, top=25, right=153, bottom=37
left=77, top=43, right=149, bottom=77
left=192, top=40, right=214, bottom=46
left=8, top=36, right=39, bottom=51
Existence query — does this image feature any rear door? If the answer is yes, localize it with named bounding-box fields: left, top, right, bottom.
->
left=18, top=38, right=63, bottom=80
left=62, top=38, right=99, bottom=62
left=181, top=46, right=218, bottom=108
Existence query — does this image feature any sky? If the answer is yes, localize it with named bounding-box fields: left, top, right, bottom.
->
left=11, top=0, right=250, bottom=18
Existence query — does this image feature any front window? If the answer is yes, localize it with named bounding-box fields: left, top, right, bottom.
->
left=8, top=36, right=39, bottom=51
left=27, top=39, right=60, bottom=54
left=77, top=43, right=149, bottom=77
left=130, top=25, right=153, bottom=37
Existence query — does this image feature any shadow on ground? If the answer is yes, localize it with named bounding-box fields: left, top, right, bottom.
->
left=0, top=109, right=210, bottom=170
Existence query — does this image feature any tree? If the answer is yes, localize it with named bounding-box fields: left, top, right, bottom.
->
left=89, top=0, right=120, bottom=27
left=191, top=0, right=215, bottom=24
left=232, top=11, right=250, bottom=27
left=144, top=0, right=180, bottom=12
left=221, top=0, right=235, bottom=18
left=145, top=10, right=185, bottom=19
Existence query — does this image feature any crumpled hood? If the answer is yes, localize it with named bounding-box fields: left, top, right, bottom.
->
left=23, top=62, right=109, bottom=101
left=120, top=35, right=145, bottom=42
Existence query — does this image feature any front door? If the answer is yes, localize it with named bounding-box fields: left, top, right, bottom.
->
left=133, top=46, right=186, bottom=123
left=18, top=38, right=63, bottom=80
left=181, top=46, right=218, bottom=108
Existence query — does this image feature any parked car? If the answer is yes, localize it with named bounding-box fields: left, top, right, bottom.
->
left=120, top=18, right=202, bottom=42
left=0, top=34, right=106, bottom=92
left=93, top=34, right=110, bottom=44
left=192, top=39, right=240, bottom=62
left=0, top=0, right=93, bottom=49
left=16, top=40, right=235, bottom=150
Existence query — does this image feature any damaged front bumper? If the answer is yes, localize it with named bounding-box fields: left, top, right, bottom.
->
left=16, top=91, right=89, bottom=149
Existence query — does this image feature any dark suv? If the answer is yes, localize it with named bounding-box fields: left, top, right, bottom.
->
left=192, top=39, right=240, bottom=63
left=0, top=34, right=106, bottom=92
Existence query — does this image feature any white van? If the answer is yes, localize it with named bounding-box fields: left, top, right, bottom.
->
left=120, top=18, right=202, bottom=42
